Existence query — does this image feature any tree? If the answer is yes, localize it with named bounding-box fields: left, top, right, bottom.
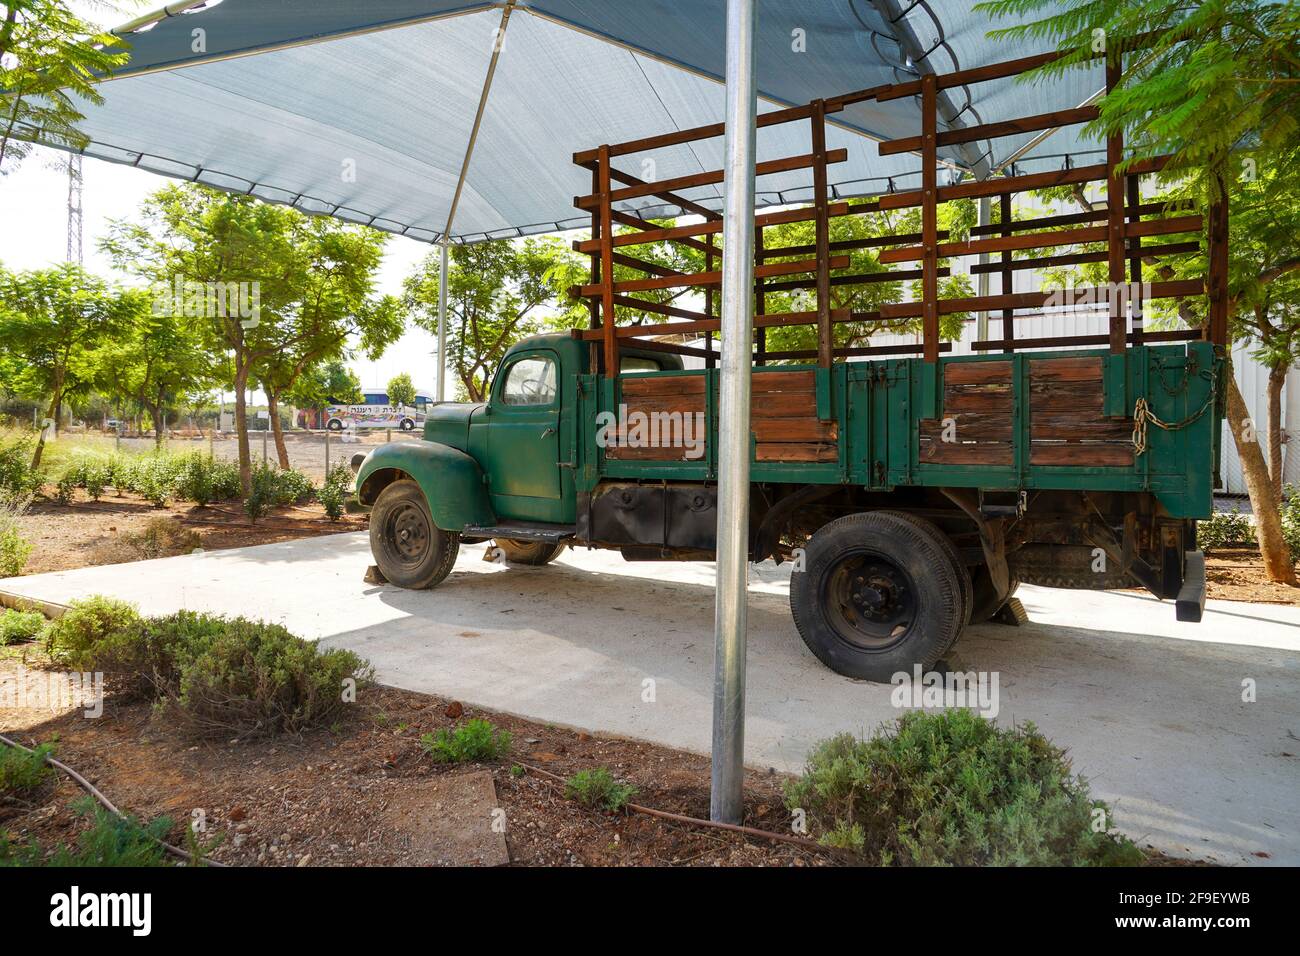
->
left=288, top=359, right=362, bottom=410
left=97, top=288, right=216, bottom=448
left=980, top=0, right=1300, bottom=584
left=0, top=263, right=128, bottom=467
left=386, top=372, right=416, bottom=410
left=0, top=1, right=130, bottom=174
left=403, top=237, right=584, bottom=401
left=102, top=184, right=402, bottom=486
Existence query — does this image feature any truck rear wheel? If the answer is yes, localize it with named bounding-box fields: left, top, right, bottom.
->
left=493, top=539, right=565, bottom=566
left=370, top=479, right=459, bottom=589
left=790, top=512, right=965, bottom=681
left=877, top=510, right=972, bottom=637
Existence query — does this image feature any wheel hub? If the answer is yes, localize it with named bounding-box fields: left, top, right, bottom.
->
left=391, top=505, right=430, bottom=561
left=823, top=554, right=915, bottom=649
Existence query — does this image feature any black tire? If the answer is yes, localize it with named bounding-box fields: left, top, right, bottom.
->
left=399, top=418, right=415, bottom=431
left=878, top=510, right=972, bottom=633
left=369, top=479, right=459, bottom=589
left=970, top=565, right=1021, bottom=622
left=790, top=511, right=965, bottom=681
left=326, top=419, right=343, bottom=431
left=493, top=538, right=565, bottom=566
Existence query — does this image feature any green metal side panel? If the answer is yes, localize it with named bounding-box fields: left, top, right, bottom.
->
left=356, top=440, right=495, bottom=530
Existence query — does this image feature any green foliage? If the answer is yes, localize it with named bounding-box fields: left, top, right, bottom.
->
left=242, top=464, right=314, bottom=520
left=53, top=469, right=76, bottom=505
left=1197, top=508, right=1256, bottom=552
left=785, top=710, right=1144, bottom=866
left=0, top=433, right=42, bottom=497
left=420, top=718, right=512, bottom=763
left=318, top=464, right=353, bottom=522
left=0, top=1, right=131, bottom=174
left=0, top=798, right=173, bottom=868
left=0, top=609, right=46, bottom=645
left=386, top=372, right=417, bottom=409
left=288, top=359, right=363, bottom=409
left=1282, top=486, right=1300, bottom=564
left=44, top=596, right=144, bottom=672
left=0, top=741, right=53, bottom=795
left=564, top=768, right=637, bottom=812
left=404, top=237, right=584, bottom=401
left=0, top=493, right=32, bottom=577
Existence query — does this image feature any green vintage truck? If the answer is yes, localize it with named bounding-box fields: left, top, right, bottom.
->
left=353, top=333, right=1219, bottom=681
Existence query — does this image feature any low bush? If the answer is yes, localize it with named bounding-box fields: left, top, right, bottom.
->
left=44, top=596, right=145, bottom=678
left=0, top=609, right=46, bottom=645
left=0, top=494, right=32, bottom=577
left=160, top=615, right=372, bottom=737
left=131, top=517, right=202, bottom=561
left=53, top=470, right=77, bottom=505
left=0, top=741, right=53, bottom=795
left=318, top=465, right=353, bottom=522
left=420, top=718, right=512, bottom=763
left=0, top=798, right=173, bottom=867
left=1282, top=485, right=1300, bottom=564
left=1197, top=508, right=1255, bottom=552
left=175, top=453, right=241, bottom=505
left=785, top=709, right=1143, bottom=866
left=564, top=768, right=637, bottom=812
left=0, top=434, right=42, bottom=498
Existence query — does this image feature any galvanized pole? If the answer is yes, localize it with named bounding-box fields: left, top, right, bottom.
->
left=436, top=242, right=449, bottom=403
left=710, top=0, right=757, bottom=826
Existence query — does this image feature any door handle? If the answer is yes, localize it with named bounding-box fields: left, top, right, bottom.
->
left=541, top=426, right=557, bottom=439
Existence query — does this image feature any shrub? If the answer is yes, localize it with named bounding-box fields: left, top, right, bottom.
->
left=1196, top=508, right=1255, bottom=552
left=176, top=453, right=215, bottom=506
left=53, top=470, right=77, bottom=505
left=564, top=768, right=637, bottom=812
left=0, top=435, right=42, bottom=498
left=272, top=468, right=315, bottom=506
left=0, top=609, right=46, bottom=645
left=44, top=596, right=144, bottom=672
left=318, top=465, right=353, bottom=522
left=243, top=464, right=277, bottom=522
left=0, top=741, right=53, bottom=795
left=161, top=615, right=373, bottom=737
left=0, top=798, right=173, bottom=867
left=420, top=718, right=512, bottom=763
left=785, top=710, right=1144, bottom=866
left=0, top=495, right=32, bottom=577
left=83, top=463, right=109, bottom=501
left=131, top=517, right=201, bottom=560
left=1282, top=485, right=1300, bottom=564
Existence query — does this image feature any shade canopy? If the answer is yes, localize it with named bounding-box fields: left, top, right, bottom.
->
left=33, top=0, right=1106, bottom=244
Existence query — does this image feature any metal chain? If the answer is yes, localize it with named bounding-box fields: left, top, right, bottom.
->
left=1132, top=361, right=1219, bottom=456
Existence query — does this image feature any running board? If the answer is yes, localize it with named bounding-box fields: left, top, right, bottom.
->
left=1175, top=550, right=1206, bottom=622
left=461, top=522, right=576, bottom=543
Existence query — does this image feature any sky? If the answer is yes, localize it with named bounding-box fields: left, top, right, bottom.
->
left=0, top=2, right=443, bottom=399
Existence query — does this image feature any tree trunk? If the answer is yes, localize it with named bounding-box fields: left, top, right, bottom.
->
left=1266, top=364, right=1286, bottom=505
left=267, top=391, right=291, bottom=470
left=1226, top=370, right=1297, bottom=585
left=233, top=358, right=253, bottom=496
left=30, top=383, right=62, bottom=471
left=151, top=405, right=165, bottom=450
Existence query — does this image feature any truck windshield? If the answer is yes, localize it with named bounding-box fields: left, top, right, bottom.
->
left=501, top=355, right=557, bottom=406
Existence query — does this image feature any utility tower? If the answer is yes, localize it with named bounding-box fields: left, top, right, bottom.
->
left=65, top=154, right=83, bottom=265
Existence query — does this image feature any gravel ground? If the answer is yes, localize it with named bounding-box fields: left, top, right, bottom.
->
left=84, top=431, right=394, bottom=481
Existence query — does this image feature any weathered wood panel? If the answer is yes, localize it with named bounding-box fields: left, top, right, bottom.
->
left=753, top=418, right=838, bottom=443
left=918, top=438, right=1014, bottom=465
left=1030, top=443, right=1135, bottom=466
left=756, top=442, right=838, bottom=462
left=1028, top=356, right=1133, bottom=467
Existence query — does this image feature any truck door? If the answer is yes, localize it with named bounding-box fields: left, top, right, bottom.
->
left=485, top=349, right=562, bottom=511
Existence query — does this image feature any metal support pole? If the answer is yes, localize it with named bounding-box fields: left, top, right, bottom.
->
left=436, top=242, right=449, bottom=403
left=975, top=196, right=991, bottom=343
left=710, top=0, right=756, bottom=826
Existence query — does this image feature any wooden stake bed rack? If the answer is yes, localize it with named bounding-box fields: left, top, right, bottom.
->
left=565, top=44, right=1225, bottom=498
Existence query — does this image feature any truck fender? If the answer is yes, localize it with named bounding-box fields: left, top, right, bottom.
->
left=355, top=441, right=495, bottom=531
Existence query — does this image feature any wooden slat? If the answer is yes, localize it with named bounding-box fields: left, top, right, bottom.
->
left=573, top=256, right=850, bottom=297
left=1032, top=419, right=1133, bottom=441
left=598, top=144, right=617, bottom=378
left=920, top=414, right=1014, bottom=443
left=880, top=279, right=1205, bottom=319
left=1106, top=55, right=1126, bottom=354
left=573, top=308, right=853, bottom=341
left=812, top=99, right=833, bottom=369
left=880, top=224, right=1109, bottom=263
left=621, top=375, right=706, bottom=398
left=575, top=150, right=847, bottom=210
left=918, top=439, right=1014, bottom=465
left=618, top=396, right=707, bottom=417
left=944, top=385, right=1013, bottom=414
left=972, top=329, right=1201, bottom=350
left=1030, top=380, right=1103, bottom=416
left=755, top=442, right=838, bottom=463
left=922, top=74, right=939, bottom=364
left=944, top=360, right=1012, bottom=385
left=605, top=444, right=703, bottom=462
left=572, top=203, right=850, bottom=253
left=752, top=419, right=837, bottom=443
left=1029, top=356, right=1103, bottom=382
left=968, top=241, right=1200, bottom=275
left=1030, top=443, right=1134, bottom=466
left=880, top=106, right=1099, bottom=155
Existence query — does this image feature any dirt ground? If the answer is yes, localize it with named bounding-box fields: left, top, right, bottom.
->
left=1203, top=546, right=1300, bottom=606
left=110, top=431, right=391, bottom=482
left=0, top=650, right=825, bottom=867
left=15, top=489, right=368, bottom=577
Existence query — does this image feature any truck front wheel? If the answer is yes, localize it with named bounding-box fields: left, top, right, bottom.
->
left=370, top=479, right=459, bottom=589
left=790, top=511, right=964, bottom=681
left=493, top=539, right=566, bottom=565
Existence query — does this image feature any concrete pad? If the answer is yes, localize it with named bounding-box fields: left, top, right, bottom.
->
left=4, top=531, right=1298, bottom=865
